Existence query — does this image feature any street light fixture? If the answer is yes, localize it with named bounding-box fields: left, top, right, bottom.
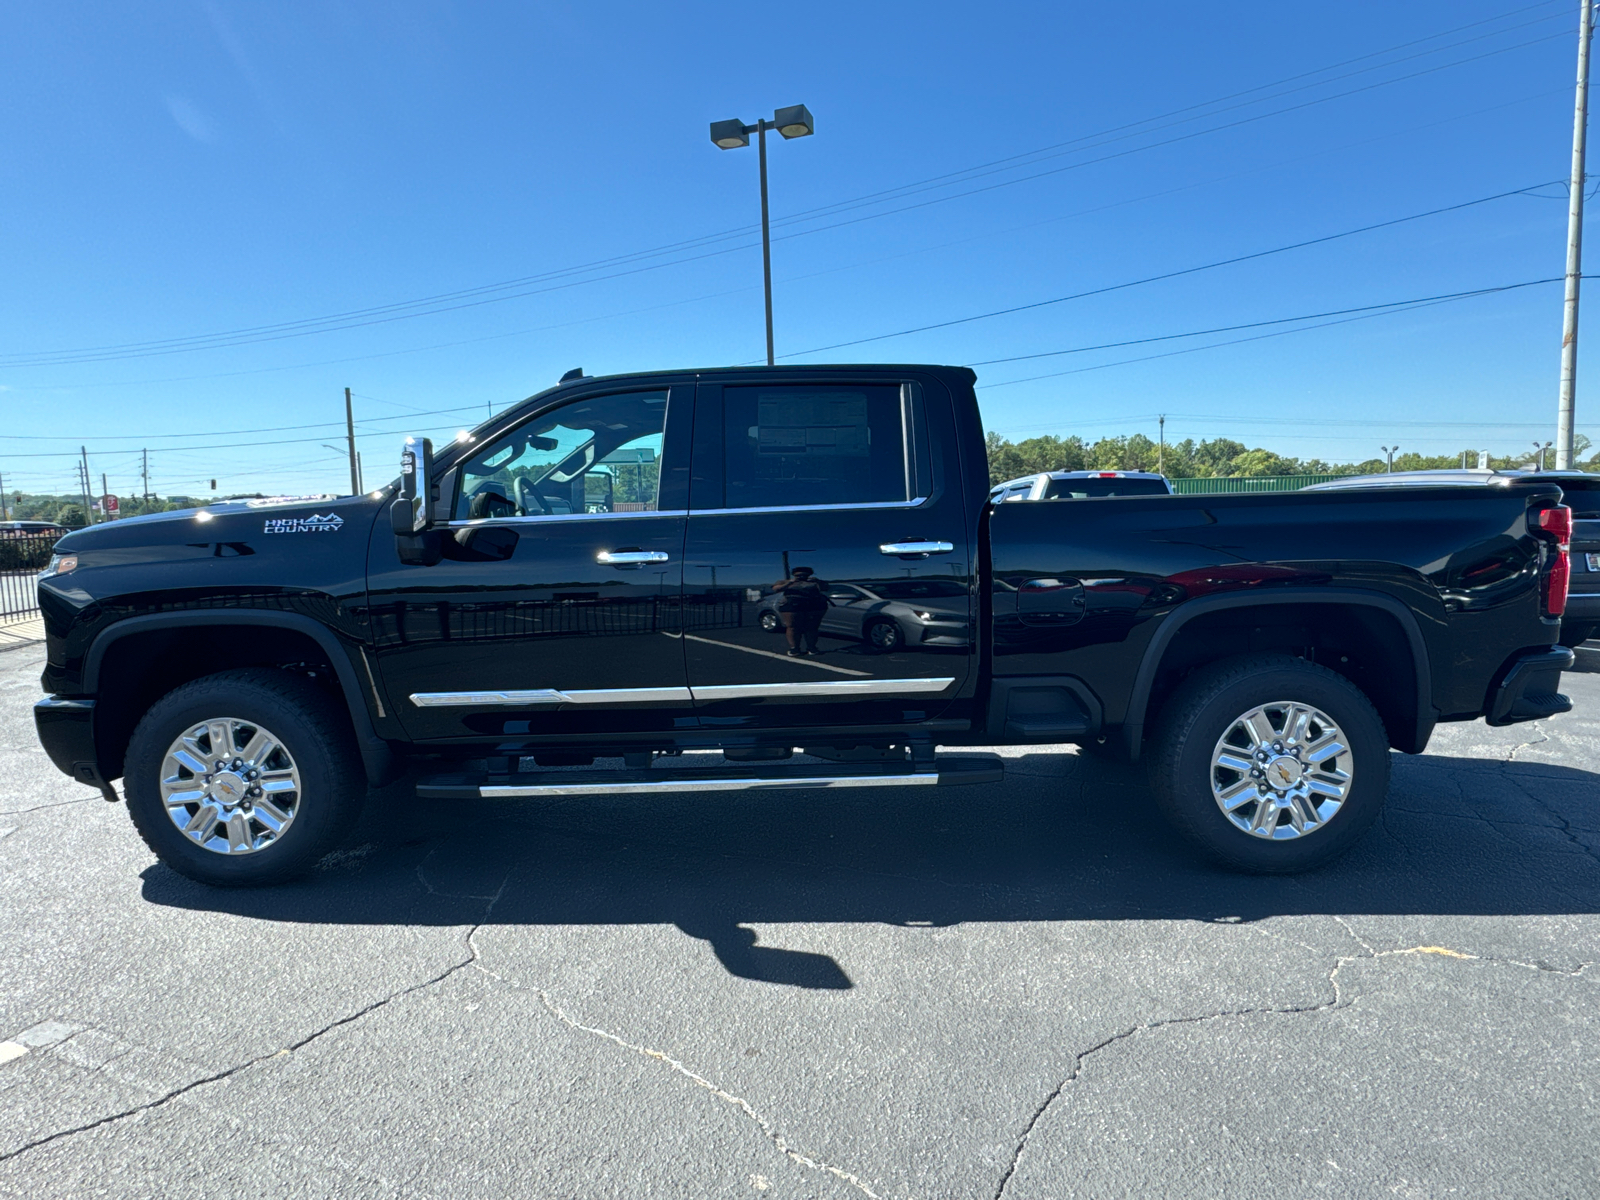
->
left=1381, top=445, right=1399, bottom=473
left=709, top=104, right=815, bottom=366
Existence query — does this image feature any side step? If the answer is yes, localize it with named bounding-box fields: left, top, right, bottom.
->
left=415, top=753, right=1003, bottom=800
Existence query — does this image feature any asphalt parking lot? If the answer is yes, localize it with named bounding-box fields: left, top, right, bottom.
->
left=1, top=640, right=1597, bottom=1199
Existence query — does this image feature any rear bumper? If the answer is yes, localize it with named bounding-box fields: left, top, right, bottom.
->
left=1563, top=590, right=1600, bottom=621
left=34, top=697, right=109, bottom=789
left=1485, top=647, right=1575, bottom=726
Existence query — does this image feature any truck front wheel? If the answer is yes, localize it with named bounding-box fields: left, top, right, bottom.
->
left=123, top=669, right=364, bottom=887
left=1148, top=654, right=1389, bottom=874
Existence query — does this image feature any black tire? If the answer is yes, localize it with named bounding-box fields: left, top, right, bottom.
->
left=1557, top=621, right=1595, bottom=649
left=123, top=669, right=365, bottom=887
left=865, top=619, right=904, bottom=651
left=758, top=610, right=781, bottom=633
left=1148, top=654, right=1389, bottom=874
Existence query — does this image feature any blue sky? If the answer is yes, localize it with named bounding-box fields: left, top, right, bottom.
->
left=1, top=0, right=1595, bottom=498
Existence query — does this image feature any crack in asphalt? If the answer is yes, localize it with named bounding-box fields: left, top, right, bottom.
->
left=0, top=878, right=508, bottom=1171
left=0, top=795, right=97, bottom=817
left=465, top=929, right=884, bottom=1200
left=990, top=927, right=1595, bottom=1200
left=1491, top=730, right=1600, bottom=868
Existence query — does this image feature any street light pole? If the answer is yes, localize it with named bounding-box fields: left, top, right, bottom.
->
left=710, top=105, right=815, bottom=367
left=757, top=120, right=775, bottom=366
left=1558, top=0, right=1596, bottom=470
left=1382, top=445, right=1399, bottom=472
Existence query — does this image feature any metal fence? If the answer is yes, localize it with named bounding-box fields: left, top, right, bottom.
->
left=1169, top=474, right=1345, bottom=494
left=0, top=533, right=62, bottom=622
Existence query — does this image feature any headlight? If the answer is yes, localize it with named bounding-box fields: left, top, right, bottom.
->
left=42, top=554, right=77, bottom=578
left=915, top=610, right=934, bottom=621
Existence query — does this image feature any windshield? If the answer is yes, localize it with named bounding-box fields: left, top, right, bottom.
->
left=1044, top=478, right=1169, bottom=498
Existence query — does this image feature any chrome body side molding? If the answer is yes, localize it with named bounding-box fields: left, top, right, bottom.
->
left=410, top=686, right=694, bottom=708
left=691, top=677, right=955, bottom=701
left=409, top=677, right=955, bottom=708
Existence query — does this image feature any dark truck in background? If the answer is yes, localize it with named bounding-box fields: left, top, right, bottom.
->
left=32, top=365, right=1576, bottom=886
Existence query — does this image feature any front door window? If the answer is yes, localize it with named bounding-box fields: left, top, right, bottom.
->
left=455, top=390, right=667, bottom=520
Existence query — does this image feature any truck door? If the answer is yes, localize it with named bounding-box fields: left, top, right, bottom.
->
left=679, top=375, right=974, bottom=732
left=365, top=383, right=693, bottom=741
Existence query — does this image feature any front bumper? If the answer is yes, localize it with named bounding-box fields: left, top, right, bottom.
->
left=34, top=697, right=113, bottom=795
left=1485, top=647, right=1575, bottom=726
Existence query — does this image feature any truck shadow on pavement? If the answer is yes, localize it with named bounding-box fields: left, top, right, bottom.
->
left=138, top=744, right=1600, bottom=989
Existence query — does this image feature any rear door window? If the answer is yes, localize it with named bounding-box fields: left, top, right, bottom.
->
left=721, top=384, right=911, bottom=509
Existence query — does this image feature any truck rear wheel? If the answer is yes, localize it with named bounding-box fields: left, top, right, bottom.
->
left=1148, top=654, right=1389, bottom=874
left=123, top=669, right=364, bottom=887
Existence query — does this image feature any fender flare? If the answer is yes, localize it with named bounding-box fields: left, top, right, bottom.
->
left=1120, top=587, right=1437, bottom=760
left=83, top=610, right=397, bottom=785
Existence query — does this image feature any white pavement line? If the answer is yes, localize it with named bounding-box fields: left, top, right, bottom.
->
left=14, top=1020, right=79, bottom=1049
left=466, top=930, right=884, bottom=1200
left=0, top=1043, right=27, bottom=1065
left=668, top=631, right=873, bottom=678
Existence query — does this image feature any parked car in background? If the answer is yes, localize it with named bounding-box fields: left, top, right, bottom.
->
left=1304, top=469, right=1600, bottom=646
left=0, top=520, right=70, bottom=539
left=756, top=578, right=970, bottom=650
left=989, top=470, right=1172, bottom=503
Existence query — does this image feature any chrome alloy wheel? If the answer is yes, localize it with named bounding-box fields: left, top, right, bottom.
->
left=1209, top=701, right=1353, bottom=840
left=159, top=718, right=301, bottom=855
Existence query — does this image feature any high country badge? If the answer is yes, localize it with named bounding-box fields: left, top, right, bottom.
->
left=263, top=513, right=345, bottom=534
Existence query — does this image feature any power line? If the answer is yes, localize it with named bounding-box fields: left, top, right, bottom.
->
left=967, top=278, right=1566, bottom=371
left=0, top=404, right=491, bottom=448
left=766, top=1, right=1571, bottom=228
left=779, top=181, right=1561, bottom=359
left=978, top=279, right=1556, bottom=389
left=0, top=7, right=1567, bottom=370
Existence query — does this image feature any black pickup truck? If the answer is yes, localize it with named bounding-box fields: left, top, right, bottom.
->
left=33, top=365, right=1577, bottom=885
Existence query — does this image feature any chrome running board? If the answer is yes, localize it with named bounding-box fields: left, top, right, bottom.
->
left=415, top=754, right=1002, bottom=800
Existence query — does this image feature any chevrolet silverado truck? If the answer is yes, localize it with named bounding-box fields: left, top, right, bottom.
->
left=32, top=365, right=1577, bottom=886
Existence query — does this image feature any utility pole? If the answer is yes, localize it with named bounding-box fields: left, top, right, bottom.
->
left=79, top=447, right=94, bottom=524
left=0, top=472, right=8, bottom=520
left=356, top=451, right=364, bottom=493
left=141, top=448, right=149, bottom=506
left=1158, top=414, right=1166, bottom=474
left=344, top=387, right=359, bottom=496
left=101, top=472, right=109, bottom=520
left=1559, top=0, right=1596, bottom=469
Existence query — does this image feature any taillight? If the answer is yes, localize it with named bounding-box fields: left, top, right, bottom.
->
left=1536, top=504, right=1573, bottom=544
left=1535, top=503, right=1572, bottom=617
left=1096, top=472, right=1119, bottom=478
left=1546, top=550, right=1571, bottom=616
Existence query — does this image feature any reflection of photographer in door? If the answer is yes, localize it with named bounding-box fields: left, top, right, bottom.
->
left=771, top=566, right=829, bottom=656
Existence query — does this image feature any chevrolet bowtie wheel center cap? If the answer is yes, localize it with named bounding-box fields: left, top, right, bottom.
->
left=1265, top=756, right=1304, bottom=790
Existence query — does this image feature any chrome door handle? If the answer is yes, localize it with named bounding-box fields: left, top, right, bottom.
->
left=879, top=540, right=954, bottom=556
left=597, top=549, right=670, bottom=564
